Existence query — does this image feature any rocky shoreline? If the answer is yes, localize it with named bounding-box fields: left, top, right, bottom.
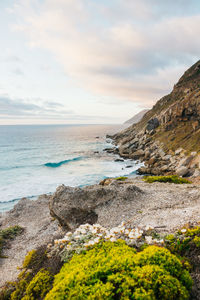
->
left=105, top=128, right=200, bottom=178
left=1, top=177, right=200, bottom=287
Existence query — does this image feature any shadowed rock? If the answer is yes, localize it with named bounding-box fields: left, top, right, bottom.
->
left=49, top=183, right=143, bottom=230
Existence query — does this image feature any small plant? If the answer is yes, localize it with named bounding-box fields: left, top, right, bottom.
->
left=0, top=225, right=24, bottom=257
left=143, top=175, right=191, bottom=184
left=115, top=176, right=128, bottom=181
left=22, top=269, right=53, bottom=300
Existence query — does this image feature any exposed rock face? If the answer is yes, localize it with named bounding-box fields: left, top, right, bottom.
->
left=49, top=183, right=143, bottom=230
left=107, top=60, right=200, bottom=177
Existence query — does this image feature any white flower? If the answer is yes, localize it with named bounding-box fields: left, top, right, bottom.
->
left=110, top=237, right=117, bottom=242
left=145, top=236, right=153, bottom=244
left=181, top=228, right=187, bottom=233
left=125, top=229, right=130, bottom=236
left=66, top=232, right=73, bottom=237
left=74, top=235, right=81, bottom=240
left=105, top=235, right=112, bottom=240
left=88, top=240, right=95, bottom=246
left=93, top=237, right=100, bottom=243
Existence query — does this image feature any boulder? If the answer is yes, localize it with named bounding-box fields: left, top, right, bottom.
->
left=49, top=184, right=143, bottom=230
left=146, top=118, right=159, bottom=132
left=130, top=149, right=145, bottom=160
left=176, top=166, right=189, bottom=177
left=178, top=155, right=194, bottom=168
left=192, top=169, right=200, bottom=177
left=175, top=148, right=183, bottom=155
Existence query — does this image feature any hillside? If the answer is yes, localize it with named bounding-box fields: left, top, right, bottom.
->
left=109, top=60, right=200, bottom=177
left=124, top=109, right=149, bottom=125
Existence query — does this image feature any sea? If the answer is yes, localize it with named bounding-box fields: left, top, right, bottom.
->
left=0, top=124, right=142, bottom=212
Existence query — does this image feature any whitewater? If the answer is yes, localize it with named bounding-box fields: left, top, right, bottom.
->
left=0, top=124, right=141, bottom=212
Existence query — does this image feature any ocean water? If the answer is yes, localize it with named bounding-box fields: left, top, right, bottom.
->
left=0, top=124, right=141, bottom=212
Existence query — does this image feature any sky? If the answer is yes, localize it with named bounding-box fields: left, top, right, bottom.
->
left=0, top=0, right=200, bottom=125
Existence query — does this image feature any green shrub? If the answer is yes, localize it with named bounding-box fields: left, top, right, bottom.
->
left=0, top=225, right=24, bottom=257
left=22, top=269, right=53, bottom=300
left=143, top=175, right=191, bottom=184
left=45, top=241, right=191, bottom=300
left=115, top=176, right=128, bottom=181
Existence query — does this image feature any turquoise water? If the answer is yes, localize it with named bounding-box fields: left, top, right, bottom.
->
left=0, top=124, right=140, bottom=211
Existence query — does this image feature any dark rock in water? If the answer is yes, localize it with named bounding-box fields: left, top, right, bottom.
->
left=114, top=158, right=124, bottom=162
left=49, top=184, right=143, bottom=230
left=103, top=147, right=118, bottom=154
left=146, top=118, right=159, bottom=132
left=126, top=165, right=132, bottom=168
left=94, top=151, right=99, bottom=154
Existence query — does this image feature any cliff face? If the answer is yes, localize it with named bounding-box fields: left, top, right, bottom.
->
left=110, top=60, right=200, bottom=177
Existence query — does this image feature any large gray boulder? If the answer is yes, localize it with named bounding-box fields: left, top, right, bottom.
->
left=49, top=183, right=143, bottom=230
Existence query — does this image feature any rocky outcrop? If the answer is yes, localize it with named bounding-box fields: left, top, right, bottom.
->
left=49, top=183, right=143, bottom=230
left=107, top=60, right=200, bottom=177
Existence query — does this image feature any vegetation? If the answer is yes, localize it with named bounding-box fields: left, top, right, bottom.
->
left=153, top=121, right=200, bottom=153
left=143, top=175, right=191, bottom=184
left=2, top=225, right=200, bottom=299
left=0, top=245, right=62, bottom=300
left=115, top=176, right=128, bottom=181
left=46, top=241, right=191, bottom=300
left=22, top=269, right=53, bottom=300
left=0, top=225, right=24, bottom=258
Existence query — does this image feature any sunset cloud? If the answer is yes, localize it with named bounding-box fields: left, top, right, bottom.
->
left=12, top=0, right=200, bottom=106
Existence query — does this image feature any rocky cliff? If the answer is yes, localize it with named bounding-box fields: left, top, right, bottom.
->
left=108, top=60, right=200, bottom=177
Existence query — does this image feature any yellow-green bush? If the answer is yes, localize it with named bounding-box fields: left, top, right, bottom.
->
left=115, top=176, right=128, bottom=181
left=21, top=269, right=53, bottom=300
left=45, top=241, right=191, bottom=300
left=143, top=175, right=191, bottom=184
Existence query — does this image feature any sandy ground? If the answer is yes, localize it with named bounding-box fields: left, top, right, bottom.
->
left=0, top=178, right=200, bottom=287
left=0, top=195, right=63, bottom=287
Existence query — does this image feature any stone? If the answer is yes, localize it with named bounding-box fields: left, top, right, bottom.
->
left=144, top=150, right=150, bottom=159
left=49, top=184, right=143, bottom=230
left=130, top=149, right=145, bottom=160
left=192, top=169, right=200, bottom=177
left=160, top=165, right=170, bottom=172
left=148, top=157, right=157, bottom=165
left=146, top=118, right=159, bottom=132
left=175, top=148, right=183, bottom=155
left=163, top=155, right=172, bottom=161
left=176, top=166, right=189, bottom=177
left=178, top=156, right=194, bottom=168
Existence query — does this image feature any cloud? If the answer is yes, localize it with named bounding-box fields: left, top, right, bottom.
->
left=12, top=68, right=24, bottom=76
left=0, top=95, right=73, bottom=118
left=5, top=55, right=22, bottom=63
left=11, top=0, right=200, bottom=105
left=0, top=95, right=119, bottom=122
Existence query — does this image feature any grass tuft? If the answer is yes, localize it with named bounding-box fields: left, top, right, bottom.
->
left=143, top=175, right=191, bottom=184
left=0, top=225, right=24, bottom=258
left=115, top=176, right=128, bottom=181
